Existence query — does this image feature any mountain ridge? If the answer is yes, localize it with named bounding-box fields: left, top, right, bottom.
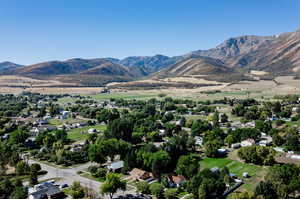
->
left=2, top=28, right=300, bottom=85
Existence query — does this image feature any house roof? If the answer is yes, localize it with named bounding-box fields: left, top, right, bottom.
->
left=171, top=175, right=186, bottom=184
left=29, top=183, right=63, bottom=198
left=107, top=161, right=124, bottom=170
left=129, top=168, right=151, bottom=179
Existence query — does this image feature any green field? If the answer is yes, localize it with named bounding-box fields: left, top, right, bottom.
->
left=200, top=157, right=264, bottom=178
left=48, top=118, right=85, bottom=126
left=67, top=124, right=106, bottom=141
left=89, top=93, right=156, bottom=100
left=57, top=97, right=77, bottom=104
left=200, top=158, right=268, bottom=193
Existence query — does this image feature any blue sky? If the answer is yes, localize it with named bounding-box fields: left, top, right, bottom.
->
left=1, top=0, right=300, bottom=65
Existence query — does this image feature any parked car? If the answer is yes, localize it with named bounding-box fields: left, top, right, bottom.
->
left=59, top=184, right=68, bottom=189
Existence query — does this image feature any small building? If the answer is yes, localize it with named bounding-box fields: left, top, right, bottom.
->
left=194, top=136, right=203, bottom=146
left=30, top=127, right=41, bottom=136
left=28, top=182, right=65, bottom=199
left=129, top=168, right=152, bottom=181
left=292, top=107, right=298, bottom=113
left=59, top=111, right=70, bottom=120
left=37, top=119, right=48, bottom=126
left=88, top=128, right=98, bottom=134
left=25, top=137, right=36, bottom=148
left=290, top=155, right=300, bottom=160
left=231, top=143, right=241, bottom=149
left=210, top=167, right=220, bottom=173
left=241, top=139, right=255, bottom=147
left=243, top=172, right=249, bottom=178
left=258, top=139, right=272, bottom=146
left=70, top=142, right=85, bottom=152
left=168, top=175, right=186, bottom=187
left=217, top=148, right=227, bottom=156
left=107, top=161, right=124, bottom=172
left=100, top=88, right=110, bottom=94
left=274, top=147, right=285, bottom=153
left=1, top=133, right=9, bottom=140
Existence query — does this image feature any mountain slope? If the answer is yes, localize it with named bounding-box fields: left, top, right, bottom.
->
left=153, top=56, right=247, bottom=82
left=0, top=62, right=23, bottom=71
left=229, top=30, right=300, bottom=75
left=119, top=55, right=180, bottom=74
left=9, top=58, right=113, bottom=76
left=80, top=61, right=136, bottom=78
left=189, top=35, right=275, bottom=65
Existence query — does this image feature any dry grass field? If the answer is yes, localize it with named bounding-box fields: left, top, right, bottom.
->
left=1, top=75, right=300, bottom=99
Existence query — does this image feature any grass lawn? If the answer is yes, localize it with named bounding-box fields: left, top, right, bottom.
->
left=89, top=93, right=156, bottom=100
left=48, top=118, right=86, bottom=126
left=200, top=157, right=264, bottom=178
left=48, top=119, right=63, bottom=125
left=285, top=120, right=300, bottom=127
left=79, top=172, right=105, bottom=182
left=67, top=124, right=106, bottom=141
left=200, top=157, right=268, bottom=193
left=57, top=97, right=77, bottom=104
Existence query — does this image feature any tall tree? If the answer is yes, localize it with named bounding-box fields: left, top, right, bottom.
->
left=100, top=173, right=126, bottom=199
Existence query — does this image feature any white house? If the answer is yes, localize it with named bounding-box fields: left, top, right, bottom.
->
left=107, top=161, right=124, bottom=172
left=241, top=139, right=255, bottom=147
left=88, top=128, right=97, bottom=134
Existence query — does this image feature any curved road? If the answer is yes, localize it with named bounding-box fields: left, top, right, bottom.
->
left=28, top=159, right=135, bottom=198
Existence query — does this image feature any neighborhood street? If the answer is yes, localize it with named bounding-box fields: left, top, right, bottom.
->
left=29, top=159, right=135, bottom=198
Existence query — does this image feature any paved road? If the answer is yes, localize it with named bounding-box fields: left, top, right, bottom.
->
left=29, top=160, right=135, bottom=198
left=29, top=160, right=101, bottom=193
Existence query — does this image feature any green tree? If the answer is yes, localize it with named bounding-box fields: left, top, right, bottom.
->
left=29, top=171, right=38, bottom=186
left=212, top=111, right=219, bottom=126
left=69, top=181, right=85, bottom=199
left=176, top=154, right=199, bottom=179
left=164, top=188, right=178, bottom=199
left=255, top=181, right=276, bottom=199
left=15, top=161, right=29, bottom=176
left=224, top=135, right=235, bottom=147
left=88, top=143, right=107, bottom=164
left=151, top=151, right=171, bottom=179
left=106, top=118, right=134, bottom=142
left=9, top=186, right=28, bottom=199
left=204, top=139, right=222, bottom=157
left=30, top=163, right=41, bottom=173
left=100, top=173, right=126, bottom=199
left=149, top=183, right=164, bottom=199
left=136, top=181, right=151, bottom=194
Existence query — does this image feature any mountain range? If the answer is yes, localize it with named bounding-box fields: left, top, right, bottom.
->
left=2, top=28, right=300, bottom=86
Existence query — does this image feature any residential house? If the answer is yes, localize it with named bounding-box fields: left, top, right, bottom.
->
left=241, top=139, right=255, bottom=147
left=70, top=142, right=85, bottom=152
left=28, top=182, right=65, bottom=199
left=88, top=128, right=98, bottom=134
left=59, top=111, right=70, bottom=120
left=129, top=168, right=152, bottom=181
left=217, top=148, right=227, bottom=156
left=194, top=136, right=203, bottom=146
left=274, top=147, right=285, bottom=153
left=168, top=175, right=186, bottom=187
left=30, top=127, right=41, bottom=136
left=231, top=143, right=241, bottom=149
left=107, top=161, right=124, bottom=172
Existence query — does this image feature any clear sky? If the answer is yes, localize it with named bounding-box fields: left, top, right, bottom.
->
left=1, top=0, right=300, bottom=65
